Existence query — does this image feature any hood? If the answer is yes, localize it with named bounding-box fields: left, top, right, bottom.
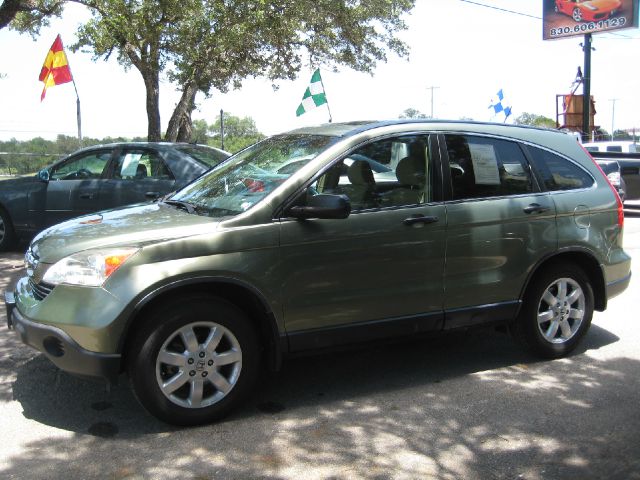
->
left=31, top=202, right=219, bottom=263
left=586, top=0, right=621, bottom=9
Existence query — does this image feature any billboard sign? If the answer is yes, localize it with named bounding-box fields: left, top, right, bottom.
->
left=543, top=0, right=639, bottom=40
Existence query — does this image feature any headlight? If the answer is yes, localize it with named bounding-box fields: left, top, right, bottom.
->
left=43, top=247, right=140, bottom=287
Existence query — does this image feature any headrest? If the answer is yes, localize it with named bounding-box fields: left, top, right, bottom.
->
left=396, top=156, right=425, bottom=186
left=347, top=160, right=375, bottom=185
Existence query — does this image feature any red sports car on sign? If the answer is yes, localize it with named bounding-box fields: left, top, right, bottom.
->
left=555, top=0, right=622, bottom=22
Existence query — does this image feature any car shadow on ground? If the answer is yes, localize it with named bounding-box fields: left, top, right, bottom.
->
left=10, top=321, right=620, bottom=437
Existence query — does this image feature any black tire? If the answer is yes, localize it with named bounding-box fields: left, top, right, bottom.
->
left=0, top=207, right=16, bottom=252
left=512, top=263, right=594, bottom=359
left=127, top=295, right=260, bottom=426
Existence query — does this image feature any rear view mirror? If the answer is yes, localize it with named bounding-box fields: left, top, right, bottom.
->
left=288, top=194, right=351, bottom=220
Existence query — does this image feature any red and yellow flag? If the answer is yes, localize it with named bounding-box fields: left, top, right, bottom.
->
left=39, top=34, right=73, bottom=101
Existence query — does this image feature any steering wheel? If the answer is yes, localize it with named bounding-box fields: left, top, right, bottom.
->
left=77, top=168, right=92, bottom=178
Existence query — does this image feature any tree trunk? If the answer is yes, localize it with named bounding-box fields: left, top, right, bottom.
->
left=0, top=0, right=22, bottom=29
left=141, top=69, right=162, bottom=141
left=165, top=81, right=198, bottom=142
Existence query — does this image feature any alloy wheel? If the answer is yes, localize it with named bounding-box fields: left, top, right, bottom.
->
left=155, top=321, right=243, bottom=408
left=536, top=277, right=585, bottom=344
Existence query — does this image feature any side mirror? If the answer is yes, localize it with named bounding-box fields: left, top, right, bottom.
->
left=38, top=169, right=50, bottom=182
left=288, top=194, right=351, bottom=220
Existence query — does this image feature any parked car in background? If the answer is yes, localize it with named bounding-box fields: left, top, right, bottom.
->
left=0, top=142, right=230, bottom=250
left=583, top=141, right=640, bottom=153
left=596, top=160, right=626, bottom=203
left=5, top=120, right=630, bottom=425
left=588, top=151, right=640, bottom=201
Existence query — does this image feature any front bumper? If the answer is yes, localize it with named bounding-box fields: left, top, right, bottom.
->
left=5, top=290, right=121, bottom=383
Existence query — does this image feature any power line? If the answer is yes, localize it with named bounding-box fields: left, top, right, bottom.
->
left=458, top=0, right=540, bottom=19
left=458, top=0, right=638, bottom=39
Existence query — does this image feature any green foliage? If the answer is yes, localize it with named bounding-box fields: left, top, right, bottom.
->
left=194, top=113, right=265, bottom=153
left=514, top=112, right=557, bottom=129
left=399, top=108, right=428, bottom=119
left=72, top=0, right=416, bottom=141
left=0, top=134, right=126, bottom=176
left=1, top=0, right=64, bottom=36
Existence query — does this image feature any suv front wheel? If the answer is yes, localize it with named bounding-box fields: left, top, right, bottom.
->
left=128, top=295, right=260, bottom=426
left=513, top=263, right=594, bottom=359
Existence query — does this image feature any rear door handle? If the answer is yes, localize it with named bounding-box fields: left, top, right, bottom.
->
left=79, top=193, right=94, bottom=200
left=403, top=215, right=439, bottom=226
left=523, top=203, right=550, bottom=214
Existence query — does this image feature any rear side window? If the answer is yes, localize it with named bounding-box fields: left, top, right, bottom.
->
left=113, top=150, right=174, bottom=180
left=445, top=135, right=534, bottom=200
left=526, top=146, right=594, bottom=191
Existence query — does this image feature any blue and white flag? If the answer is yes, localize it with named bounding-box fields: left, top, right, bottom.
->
left=489, top=89, right=512, bottom=122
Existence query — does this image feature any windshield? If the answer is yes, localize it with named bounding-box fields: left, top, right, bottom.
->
left=169, top=134, right=338, bottom=217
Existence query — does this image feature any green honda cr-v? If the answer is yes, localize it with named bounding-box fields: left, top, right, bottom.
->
left=5, top=120, right=631, bottom=425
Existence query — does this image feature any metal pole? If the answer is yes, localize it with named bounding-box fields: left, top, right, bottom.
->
left=318, top=73, right=332, bottom=123
left=220, top=109, right=224, bottom=151
left=71, top=79, right=82, bottom=141
left=427, top=86, right=439, bottom=119
left=609, top=98, right=617, bottom=140
left=581, top=33, right=592, bottom=142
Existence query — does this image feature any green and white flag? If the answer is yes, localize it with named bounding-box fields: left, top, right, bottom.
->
left=296, top=69, right=330, bottom=119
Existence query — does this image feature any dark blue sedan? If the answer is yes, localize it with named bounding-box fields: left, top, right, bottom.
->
left=0, top=142, right=230, bottom=250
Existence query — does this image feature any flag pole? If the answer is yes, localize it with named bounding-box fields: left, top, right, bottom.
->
left=318, top=72, right=332, bottom=123
left=72, top=79, right=82, bottom=140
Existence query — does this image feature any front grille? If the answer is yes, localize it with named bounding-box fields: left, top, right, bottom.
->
left=29, top=278, right=55, bottom=301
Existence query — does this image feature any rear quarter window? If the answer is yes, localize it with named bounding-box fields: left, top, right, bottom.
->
left=526, top=146, right=594, bottom=191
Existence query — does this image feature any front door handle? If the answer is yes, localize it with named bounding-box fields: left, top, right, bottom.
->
left=79, top=193, right=94, bottom=200
left=403, top=215, right=439, bottom=226
left=145, top=191, right=161, bottom=199
left=523, top=203, right=550, bottom=214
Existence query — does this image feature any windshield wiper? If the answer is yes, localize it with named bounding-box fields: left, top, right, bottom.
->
left=163, top=199, right=197, bottom=214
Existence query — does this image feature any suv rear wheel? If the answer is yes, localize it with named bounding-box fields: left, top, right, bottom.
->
left=513, top=263, right=594, bottom=359
left=128, top=295, right=260, bottom=426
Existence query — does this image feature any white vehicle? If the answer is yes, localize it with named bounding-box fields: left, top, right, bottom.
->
left=583, top=141, right=640, bottom=154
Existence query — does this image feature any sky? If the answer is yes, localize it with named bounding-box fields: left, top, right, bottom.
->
left=0, top=0, right=639, bottom=141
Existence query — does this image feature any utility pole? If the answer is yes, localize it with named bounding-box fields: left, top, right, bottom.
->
left=220, top=109, right=225, bottom=151
left=581, top=34, right=593, bottom=141
left=427, top=86, right=439, bottom=119
left=609, top=98, right=618, bottom=140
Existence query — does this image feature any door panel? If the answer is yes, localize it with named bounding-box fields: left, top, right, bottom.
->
left=280, top=205, right=447, bottom=336
left=278, top=133, right=446, bottom=349
left=444, top=195, right=556, bottom=319
left=44, top=149, right=111, bottom=227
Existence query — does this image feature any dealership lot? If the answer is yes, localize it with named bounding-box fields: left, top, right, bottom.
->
left=1, top=207, right=639, bottom=480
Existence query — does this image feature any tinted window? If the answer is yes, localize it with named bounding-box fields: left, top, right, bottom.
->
left=175, top=145, right=229, bottom=167
left=596, top=161, right=618, bottom=175
left=606, top=146, right=623, bottom=152
left=445, top=135, right=533, bottom=200
left=527, top=146, right=594, bottom=191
